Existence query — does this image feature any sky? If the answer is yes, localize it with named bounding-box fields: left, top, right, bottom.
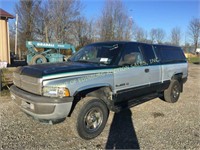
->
left=0, top=0, right=199, bottom=43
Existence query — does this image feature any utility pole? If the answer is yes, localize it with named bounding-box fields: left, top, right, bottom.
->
left=14, top=14, right=18, bottom=56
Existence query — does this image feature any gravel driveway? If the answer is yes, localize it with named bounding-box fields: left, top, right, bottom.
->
left=0, top=64, right=199, bottom=150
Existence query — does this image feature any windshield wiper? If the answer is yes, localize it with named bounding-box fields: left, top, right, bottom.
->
left=89, top=61, right=109, bottom=66
left=76, top=60, right=91, bottom=63
left=76, top=60, right=108, bottom=66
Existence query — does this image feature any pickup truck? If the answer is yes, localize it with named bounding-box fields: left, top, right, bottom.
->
left=10, top=41, right=188, bottom=140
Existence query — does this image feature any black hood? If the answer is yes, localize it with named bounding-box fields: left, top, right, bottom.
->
left=16, top=62, right=114, bottom=78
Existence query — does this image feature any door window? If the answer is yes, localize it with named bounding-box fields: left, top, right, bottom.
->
left=118, top=43, right=146, bottom=66
left=139, top=44, right=159, bottom=65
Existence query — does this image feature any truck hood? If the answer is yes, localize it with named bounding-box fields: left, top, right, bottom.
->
left=15, top=62, right=114, bottom=78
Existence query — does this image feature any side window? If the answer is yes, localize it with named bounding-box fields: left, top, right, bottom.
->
left=119, top=43, right=146, bottom=66
left=154, top=46, right=186, bottom=63
left=139, top=44, right=159, bottom=65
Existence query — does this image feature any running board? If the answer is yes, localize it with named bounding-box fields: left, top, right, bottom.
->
left=112, top=93, right=161, bottom=113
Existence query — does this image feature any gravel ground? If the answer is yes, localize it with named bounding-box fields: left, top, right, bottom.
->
left=0, top=63, right=200, bottom=150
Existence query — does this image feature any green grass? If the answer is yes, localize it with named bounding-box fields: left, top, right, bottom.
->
left=187, top=56, right=200, bottom=63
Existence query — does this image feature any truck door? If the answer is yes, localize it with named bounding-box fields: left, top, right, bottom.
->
left=113, top=43, right=149, bottom=102
left=138, top=44, right=162, bottom=91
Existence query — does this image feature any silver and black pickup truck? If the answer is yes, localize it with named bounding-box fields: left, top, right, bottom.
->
left=10, top=41, right=188, bottom=139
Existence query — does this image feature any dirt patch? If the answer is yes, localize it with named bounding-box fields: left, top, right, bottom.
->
left=152, top=112, right=165, bottom=118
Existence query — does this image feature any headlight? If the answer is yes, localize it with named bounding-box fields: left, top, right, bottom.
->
left=43, top=87, right=70, bottom=98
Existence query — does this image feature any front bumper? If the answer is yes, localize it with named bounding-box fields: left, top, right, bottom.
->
left=10, top=85, right=73, bottom=121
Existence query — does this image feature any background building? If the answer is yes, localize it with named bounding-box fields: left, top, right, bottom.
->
left=0, top=8, right=14, bottom=64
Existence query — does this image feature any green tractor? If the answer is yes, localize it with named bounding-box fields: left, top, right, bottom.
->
left=26, top=41, right=76, bottom=65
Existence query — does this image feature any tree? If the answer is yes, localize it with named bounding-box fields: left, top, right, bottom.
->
left=16, top=0, right=82, bottom=45
left=43, top=0, right=82, bottom=43
left=133, top=25, right=148, bottom=42
left=34, top=1, right=53, bottom=43
left=171, top=27, right=181, bottom=46
left=188, top=18, right=200, bottom=50
left=73, top=17, right=94, bottom=48
left=149, top=29, right=157, bottom=44
left=99, top=0, right=133, bottom=41
left=149, top=28, right=165, bottom=44
left=15, top=0, right=41, bottom=49
left=154, top=28, right=165, bottom=44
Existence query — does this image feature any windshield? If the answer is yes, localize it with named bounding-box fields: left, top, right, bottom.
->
left=69, top=43, right=122, bottom=65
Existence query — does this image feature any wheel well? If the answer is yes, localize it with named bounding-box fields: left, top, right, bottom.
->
left=172, top=73, right=183, bottom=82
left=171, top=73, right=183, bottom=92
left=68, top=86, right=113, bottom=117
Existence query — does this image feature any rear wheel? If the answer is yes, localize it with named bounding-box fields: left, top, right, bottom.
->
left=31, top=54, right=47, bottom=65
left=163, top=79, right=181, bottom=103
left=70, top=97, right=109, bottom=140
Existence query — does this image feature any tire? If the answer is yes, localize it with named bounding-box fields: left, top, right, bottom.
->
left=163, top=79, right=181, bottom=103
left=31, top=54, right=47, bottom=65
left=70, top=97, right=109, bottom=140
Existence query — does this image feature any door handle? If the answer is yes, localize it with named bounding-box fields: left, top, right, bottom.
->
left=145, top=68, right=149, bottom=73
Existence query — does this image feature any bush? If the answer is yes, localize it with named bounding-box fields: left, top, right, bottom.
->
left=187, top=56, right=200, bottom=63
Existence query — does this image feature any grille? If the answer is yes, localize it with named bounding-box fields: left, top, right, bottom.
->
left=13, top=72, right=42, bottom=95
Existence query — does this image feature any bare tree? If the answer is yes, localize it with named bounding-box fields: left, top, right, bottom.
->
left=133, top=25, right=148, bottom=42
left=188, top=18, right=200, bottom=50
left=73, top=17, right=94, bottom=48
left=149, top=29, right=157, bottom=44
left=149, top=28, right=165, bottom=44
left=171, top=27, right=181, bottom=46
left=34, top=1, right=53, bottom=43
left=44, top=0, right=82, bottom=44
left=155, top=28, right=165, bottom=44
left=99, top=0, right=133, bottom=41
left=16, top=0, right=82, bottom=46
left=15, top=0, right=41, bottom=49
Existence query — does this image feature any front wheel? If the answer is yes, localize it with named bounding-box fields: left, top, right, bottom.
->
left=163, top=79, right=181, bottom=103
left=70, top=97, right=109, bottom=140
left=31, top=54, right=47, bottom=65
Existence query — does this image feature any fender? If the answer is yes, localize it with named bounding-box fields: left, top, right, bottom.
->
left=73, top=83, right=113, bottom=96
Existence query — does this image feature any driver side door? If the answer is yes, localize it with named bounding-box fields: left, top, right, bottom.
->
left=113, top=43, right=150, bottom=102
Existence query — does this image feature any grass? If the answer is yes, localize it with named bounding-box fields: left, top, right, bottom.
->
left=1, top=68, right=16, bottom=94
left=187, top=56, right=200, bottom=64
left=1, top=68, right=15, bottom=80
left=1, top=68, right=16, bottom=74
